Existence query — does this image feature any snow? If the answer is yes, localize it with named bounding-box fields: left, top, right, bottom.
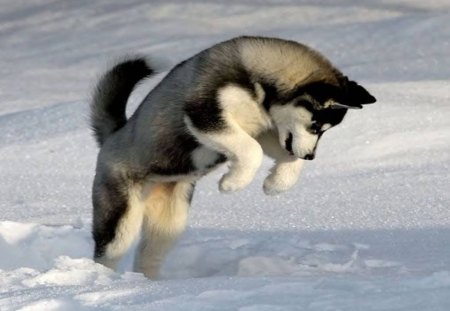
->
left=1, top=0, right=450, bottom=310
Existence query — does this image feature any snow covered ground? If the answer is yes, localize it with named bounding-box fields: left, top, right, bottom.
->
left=1, top=0, right=450, bottom=310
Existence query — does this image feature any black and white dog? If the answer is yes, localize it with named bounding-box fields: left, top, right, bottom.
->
left=90, top=36, right=376, bottom=278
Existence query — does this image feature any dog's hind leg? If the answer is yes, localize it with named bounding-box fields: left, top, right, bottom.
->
left=92, top=173, right=144, bottom=271
left=134, top=180, right=194, bottom=279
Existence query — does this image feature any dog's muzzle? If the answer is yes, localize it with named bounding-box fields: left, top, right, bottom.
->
left=284, top=131, right=315, bottom=160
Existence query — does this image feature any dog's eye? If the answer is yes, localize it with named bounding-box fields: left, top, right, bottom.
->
left=310, top=122, right=321, bottom=134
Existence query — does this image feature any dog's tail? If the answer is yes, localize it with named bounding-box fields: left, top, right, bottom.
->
left=90, top=56, right=157, bottom=147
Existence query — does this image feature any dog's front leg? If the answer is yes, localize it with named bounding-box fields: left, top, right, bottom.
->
left=186, top=118, right=263, bottom=193
left=263, top=158, right=304, bottom=195
left=257, top=131, right=304, bottom=195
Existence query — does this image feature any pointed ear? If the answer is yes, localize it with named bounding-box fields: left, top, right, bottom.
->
left=347, top=80, right=376, bottom=106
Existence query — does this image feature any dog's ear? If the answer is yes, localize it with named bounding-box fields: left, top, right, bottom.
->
left=346, top=80, right=376, bottom=107
left=329, top=78, right=376, bottom=109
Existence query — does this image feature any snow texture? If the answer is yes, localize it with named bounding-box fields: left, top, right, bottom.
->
left=1, top=0, right=450, bottom=310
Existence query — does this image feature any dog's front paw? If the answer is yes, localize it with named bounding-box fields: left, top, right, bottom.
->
left=219, top=172, right=253, bottom=193
left=263, top=175, right=294, bottom=196
left=263, top=159, right=304, bottom=196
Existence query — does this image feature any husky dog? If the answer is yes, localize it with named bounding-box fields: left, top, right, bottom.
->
left=90, top=36, right=376, bottom=278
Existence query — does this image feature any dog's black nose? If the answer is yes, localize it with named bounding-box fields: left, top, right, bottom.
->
left=303, top=154, right=315, bottom=160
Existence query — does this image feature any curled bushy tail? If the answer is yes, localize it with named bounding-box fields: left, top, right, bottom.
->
left=90, top=57, right=155, bottom=146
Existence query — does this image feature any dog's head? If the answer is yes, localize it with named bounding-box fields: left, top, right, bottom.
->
left=269, top=78, right=376, bottom=160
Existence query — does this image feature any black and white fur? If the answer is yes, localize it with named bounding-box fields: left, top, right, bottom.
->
left=90, top=36, right=376, bottom=278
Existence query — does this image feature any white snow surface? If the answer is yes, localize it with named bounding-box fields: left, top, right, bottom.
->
left=1, top=0, right=450, bottom=310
